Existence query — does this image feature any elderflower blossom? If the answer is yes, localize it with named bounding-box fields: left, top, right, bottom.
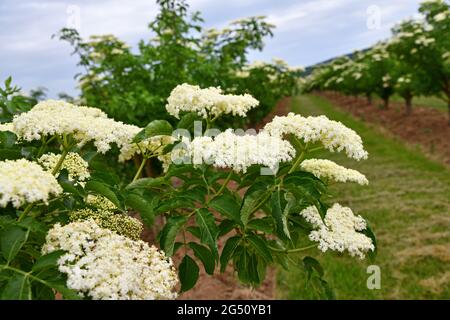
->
left=0, top=122, right=14, bottom=132
left=300, top=159, right=368, bottom=185
left=187, top=129, right=295, bottom=173
left=69, top=208, right=143, bottom=240
left=434, top=11, right=449, bottom=22
left=42, top=220, right=178, bottom=300
left=299, top=204, right=374, bottom=259
left=165, top=83, right=259, bottom=119
left=10, top=100, right=165, bottom=162
left=86, top=194, right=117, bottom=210
left=264, top=113, right=368, bottom=160
left=38, top=152, right=90, bottom=182
left=0, top=159, right=62, bottom=207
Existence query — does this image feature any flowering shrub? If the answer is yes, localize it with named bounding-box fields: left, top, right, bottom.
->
left=57, top=0, right=301, bottom=128
left=304, top=0, right=450, bottom=120
left=0, top=80, right=376, bottom=300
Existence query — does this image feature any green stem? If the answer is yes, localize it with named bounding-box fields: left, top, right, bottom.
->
left=17, top=203, right=34, bottom=222
left=214, top=171, right=233, bottom=198
left=268, top=244, right=316, bottom=253
left=132, top=157, right=148, bottom=182
left=0, top=265, right=54, bottom=288
left=51, top=148, right=69, bottom=176
left=288, top=144, right=308, bottom=174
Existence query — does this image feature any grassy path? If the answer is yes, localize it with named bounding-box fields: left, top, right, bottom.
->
left=276, top=95, right=450, bottom=299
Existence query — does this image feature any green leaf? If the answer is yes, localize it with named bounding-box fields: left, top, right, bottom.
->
left=125, top=193, right=154, bottom=226
left=47, top=282, right=81, bottom=300
left=57, top=170, right=84, bottom=198
left=247, top=218, right=274, bottom=234
left=125, top=177, right=168, bottom=190
left=218, top=219, right=236, bottom=237
left=209, top=194, right=241, bottom=223
left=177, top=112, right=201, bottom=130
left=1, top=274, right=31, bottom=300
left=319, top=279, right=336, bottom=300
left=240, top=182, right=271, bottom=225
left=220, top=236, right=241, bottom=272
left=303, top=256, right=324, bottom=280
left=195, top=209, right=219, bottom=258
left=1, top=226, right=28, bottom=262
left=32, top=250, right=66, bottom=272
left=362, top=223, right=377, bottom=262
left=189, top=242, right=215, bottom=275
left=159, top=216, right=188, bottom=256
left=246, top=234, right=273, bottom=262
left=0, top=131, right=17, bottom=148
left=0, top=148, right=22, bottom=160
left=179, top=255, right=199, bottom=292
left=133, top=120, right=173, bottom=143
left=85, top=180, right=121, bottom=209
left=271, top=189, right=291, bottom=240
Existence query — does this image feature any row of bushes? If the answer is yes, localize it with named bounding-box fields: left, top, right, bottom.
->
left=303, top=0, right=450, bottom=122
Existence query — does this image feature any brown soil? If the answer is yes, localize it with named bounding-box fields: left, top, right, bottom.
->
left=318, top=92, right=450, bottom=167
left=141, top=98, right=291, bottom=300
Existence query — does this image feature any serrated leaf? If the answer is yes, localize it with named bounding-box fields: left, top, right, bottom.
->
left=1, top=225, right=28, bottom=262
left=303, top=256, right=324, bottom=280
left=1, top=274, right=31, bottom=300
left=195, top=209, right=219, bottom=258
left=247, top=234, right=273, bottom=262
left=125, top=193, right=154, bottom=226
left=247, top=218, right=274, bottom=234
left=209, top=194, right=241, bottom=223
left=32, top=250, right=66, bottom=272
left=133, top=120, right=173, bottom=143
left=177, top=112, right=201, bottom=130
left=159, top=216, right=188, bottom=256
left=240, top=183, right=271, bottom=225
left=220, top=236, right=241, bottom=272
left=271, top=189, right=291, bottom=240
left=179, top=255, right=199, bottom=292
left=189, top=242, right=215, bottom=275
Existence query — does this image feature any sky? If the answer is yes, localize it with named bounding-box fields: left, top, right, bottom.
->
left=0, top=0, right=423, bottom=97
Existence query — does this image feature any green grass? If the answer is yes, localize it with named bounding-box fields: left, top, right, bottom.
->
left=276, top=95, right=450, bottom=300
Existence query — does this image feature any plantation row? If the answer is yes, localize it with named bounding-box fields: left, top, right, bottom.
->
left=303, top=0, right=450, bottom=122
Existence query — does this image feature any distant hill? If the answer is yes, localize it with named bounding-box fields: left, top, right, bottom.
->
left=303, top=47, right=371, bottom=76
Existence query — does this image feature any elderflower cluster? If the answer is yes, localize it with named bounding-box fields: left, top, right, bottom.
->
left=300, top=159, right=368, bottom=185
left=186, top=129, right=295, bottom=173
left=10, top=100, right=169, bottom=162
left=264, top=113, right=368, bottom=160
left=165, top=83, right=259, bottom=119
left=42, top=220, right=178, bottom=300
left=299, top=204, right=374, bottom=259
left=38, top=152, right=90, bottom=182
left=0, top=159, right=62, bottom=207
left=0, top=122, right=14, bottom=132
left=86, top=194, right=117, bottom=210
left=69, top=208, right=143, bottom=240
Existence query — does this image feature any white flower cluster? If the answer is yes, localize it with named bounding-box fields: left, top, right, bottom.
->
left=10, top=100, right=170, bottom=162
left=165, top=83, right=259, bottom=119
left=415, top=35, right=435, bottom=46
left=300, top=204, right=374, bottom=259
left=264, top=113, right=368, bottom=160
left=186, top=129, right=295, bottom=173
left=42, top=220, right=178, bottom=300
left=0, top=122, right=14, bottom=132
left=39, top=152, right=90, bottom=182
left=433, top=10, right=449, bottom=22
left=0, top=159, right=62, bottom=207
left=300, top=159, right=368, bottom=185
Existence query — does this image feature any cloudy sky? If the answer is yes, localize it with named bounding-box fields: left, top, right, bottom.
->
left=0, top=0, right=423, bottom=97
